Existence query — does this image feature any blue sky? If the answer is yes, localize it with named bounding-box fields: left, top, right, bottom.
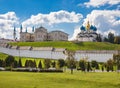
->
left=0, top=0, right=120, bottom=40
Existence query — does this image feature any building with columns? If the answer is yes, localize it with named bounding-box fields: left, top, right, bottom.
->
left=17, top=26, right=68, bottom=42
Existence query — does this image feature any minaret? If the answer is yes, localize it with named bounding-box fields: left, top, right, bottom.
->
left=86, top=21, right=90, bottom=31
left=20, top=24, right=22, bottom=33
left=13, top=26, right=16, bottom=40
left=32, top=26, right=34, bottom=32
left=26, top=27, right=28, bottom=33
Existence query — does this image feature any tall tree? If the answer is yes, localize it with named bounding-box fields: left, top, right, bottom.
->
left=44, top=59, right=51, bottom=69
left=63, top=50, right=76, bottom=68
left=113, top=54, right=120, bottom=72
left=38, top=60, right=42, bottom=69
left=14, top=60, right=18, bottom=68
left=96, top=34, right=102, bottom=42
left=25, top=60, right=29, bottom=67
left=87, top=62, right=91, bottom=72
left=5, top=55, right=15, bottom=71
left=114, top=36, right=120, bottom=44
left=106, top=59, right=114, bottom=72
left=108, top=32, right=114, bottom=43
left=79, top=59, right=86, bottom=72
left=57, top=59, right=65, bottom=68
left=5, top=55, right=15, bottom=67
left=103, top=37, right=108, bottom=42
left=0, top=59, right=3, bottom=67
left=18, top=58, right=22, bottom=67
left=91, top=60, right=99, bottom=71
left=51, top=61, right=56, bottom=68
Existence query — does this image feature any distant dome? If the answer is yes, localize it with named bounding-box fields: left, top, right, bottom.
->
left=93, top=26, right=97, bottom=31
left=90, top=25, right=94, bottom=30
left=80, top=26, right=85, bottom=31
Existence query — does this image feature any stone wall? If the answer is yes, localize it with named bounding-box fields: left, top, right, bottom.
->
left=0, top=43, right=119, bottom=62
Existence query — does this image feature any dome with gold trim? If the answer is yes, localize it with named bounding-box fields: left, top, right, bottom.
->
left=77, top=21, right=99, bottom=42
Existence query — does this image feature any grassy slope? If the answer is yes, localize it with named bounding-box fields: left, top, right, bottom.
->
left=9, top=41, right=120, bottom=50
left=0, top=71, right=119, bottom=88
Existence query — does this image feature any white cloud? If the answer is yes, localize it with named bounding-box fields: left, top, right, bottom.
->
left=84, top=10, right=120, bottom=36
left=22, top=10, right=83, bottom=27
left=84, top=0, right=120, bottom=7
left=69, top=26, right=80, bottom=41
left=70, top=10, right=120, bottom=40
left=0, top=12, right=19, bottom=39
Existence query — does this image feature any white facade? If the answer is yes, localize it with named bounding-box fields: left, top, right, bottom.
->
left=34, top=27, right=47, bottom=41
left=48, top=31, right=68, bottom=41
left=20, top=26, right=68, bottom=42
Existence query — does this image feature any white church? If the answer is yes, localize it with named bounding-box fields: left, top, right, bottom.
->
left=76, top=21, right=98, bottom=42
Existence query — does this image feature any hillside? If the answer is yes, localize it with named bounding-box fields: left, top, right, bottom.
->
left=9, top=41, right=120, bottom=50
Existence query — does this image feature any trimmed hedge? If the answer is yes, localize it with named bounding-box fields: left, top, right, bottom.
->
left=12, top=68, right=63, bottom=73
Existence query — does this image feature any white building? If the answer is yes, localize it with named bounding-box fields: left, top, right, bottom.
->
left=77, top=21, right=100, bottom=42
left=19, top=26, right=68, bottom=42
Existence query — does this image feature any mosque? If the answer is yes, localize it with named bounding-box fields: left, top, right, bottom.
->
left=13, top=25, right=68, bottom=42
left=76, top=21, right=99, bottom=42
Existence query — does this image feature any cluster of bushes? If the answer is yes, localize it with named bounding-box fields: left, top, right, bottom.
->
left=0, top=54, right=119, bottom=72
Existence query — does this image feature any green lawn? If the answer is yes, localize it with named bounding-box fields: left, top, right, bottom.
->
left=9, top=41, right=120, bottom=50
left=0, top=71, right=119, bottom=88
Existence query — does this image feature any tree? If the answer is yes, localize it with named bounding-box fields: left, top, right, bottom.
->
left=18, top=58, right=22, bottom=67
left=0, top=59, right=3, bottom=67
left=96, top=34, right=102, bottom=42
left=103, top=37, right=108, bottom=42
left=38, top=60, right=42, bottom=69
left=87, top=62, right=91, bottom=72
left=51, top=61, right=56, bottom=68
left=114, top=36, right=120, bottom=44
left=14, top=60, right=18, bottom=68
left=106, top=59, right=114, bottom=72
left=108, top=32, right=114, bottom=43
left=102, top=66, right=104, bottom=72
left=57, top=59, right=65, bottom=68
left=28, top=60, right=36, bottom=68
left=91, top=60, right=99, bottom=72
left=44, top=59, right=51, bottom=69
left=113, top=54, right=120, bottom=72
left=5, top=55, right=15, bottom=71
left=25, top=60, right=29, bottom=67
left=33, top=60, right=36, bottom=68
left=64, top=50, right=76, bottom=68
left=5, top=55, right=15, bottom=67
left=79, top=59, right=86, bottom=72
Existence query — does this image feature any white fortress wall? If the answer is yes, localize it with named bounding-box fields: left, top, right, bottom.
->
left=0, top=46, right=118, bottom=62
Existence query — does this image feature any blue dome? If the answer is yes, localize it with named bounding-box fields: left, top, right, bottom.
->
left=90, top=25, right=94, bottom=30
left=80, top=26, right=85, bottom=31
left=93, top=26, right=97, bottom=31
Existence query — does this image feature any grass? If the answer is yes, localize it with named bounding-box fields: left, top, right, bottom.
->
left=0, top=71, right=120, bottom=88
left=9, top=41, right=120, bottom=50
